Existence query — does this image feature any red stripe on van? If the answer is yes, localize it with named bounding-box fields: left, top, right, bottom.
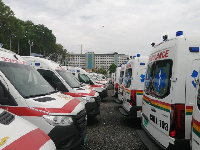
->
left=3, top=128, right=51, bottom=150
left=90, top=85, right=102, bottom=87
left=186, top=106, right=193, bottom=109
left=0, top=106, right=48, bottom=116
left=63, top=92, right=82, bottom=97
left=78, top=90, right=96, bottom=96
left=36, top=98, right=81, bottom=113
left=193, top=117, right=200, bottom=127
left=0, top=99, right=80, bottom=116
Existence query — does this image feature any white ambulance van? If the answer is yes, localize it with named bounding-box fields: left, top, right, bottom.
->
left=140, top=31, right=200, bottom=149
left=113, top=67, right=121, bottom=97
left=0, top=48, right=87, bottom=149
left=111, top=73, right=115, bottom=85
left=23, top=56, right=100, bottom=118
left=117, top=64, right=126, bottom=103
left=191, top=78, right=200, bottom=149
left=119, top=54, right=148, bottom=117
left=67, top=66, right=108, bottom=99
left=0, top=108, right=56, bottom=150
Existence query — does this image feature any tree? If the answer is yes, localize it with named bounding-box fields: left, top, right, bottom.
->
left=109, top=63, right=117, bottom=74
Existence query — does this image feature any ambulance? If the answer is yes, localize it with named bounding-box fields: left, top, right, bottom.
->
left=119, top=54, right=148, bottom=117
left=140, top=31, right=200, bottom=149
left=0, top=108, right=56, bottom=150
left=113, top=66, right=121, bottom=97
left=117, top=64, right=126, bottom=103
left=191, top=77, right=200, bottom=149
left=23, top=56, right=101, bottom=118
left=111, top=73, right=115, bottom=85
left=67, top=66, right=108, bottom=99
left=0, top=48, right=87, bottom=149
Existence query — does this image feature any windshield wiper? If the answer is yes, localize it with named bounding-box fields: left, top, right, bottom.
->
left=25, top=93, right=48, bottom=98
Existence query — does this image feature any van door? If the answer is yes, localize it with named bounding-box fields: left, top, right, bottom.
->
left=0, top=77, right=17, bottom=109
left=186, top=60, right=200, bottom=139
left=142, top=59, right=173, bottom=148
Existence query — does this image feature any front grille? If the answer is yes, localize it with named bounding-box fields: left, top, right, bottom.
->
left=73, top=110, right=87, bottom=133
left=95, top=96, right=101, bottom=105
left=0, top=111, right=15, bottom=125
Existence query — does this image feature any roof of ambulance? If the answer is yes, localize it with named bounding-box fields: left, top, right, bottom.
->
left=0, top=47, right=27, bottom=62
left=22, top=56, right=62, bottom=70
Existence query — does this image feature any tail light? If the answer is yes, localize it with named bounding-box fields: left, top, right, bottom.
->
left=169, top=104, right=185, bottom=139
left=130, top=90, right=136, bottom=106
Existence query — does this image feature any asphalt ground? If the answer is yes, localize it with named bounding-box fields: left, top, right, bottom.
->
left=82, top=85, right=148, bottom=150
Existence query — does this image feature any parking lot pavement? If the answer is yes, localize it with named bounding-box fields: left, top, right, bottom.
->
left=82, top=85, right=148, bottom=150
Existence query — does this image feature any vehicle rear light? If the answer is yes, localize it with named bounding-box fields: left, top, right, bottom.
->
left=130, top=90, right=136, bottom=106
left=169, top=104, right=185, bottom=139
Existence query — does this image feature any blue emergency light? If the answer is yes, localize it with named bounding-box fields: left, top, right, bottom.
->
left=176, top=31, right=183, bottom=36
left=137, top=54, right=140, bottom=57
left=77, top=70, right=80, bottom=72
left=133, top=56, right=136, bottom=58
left=35, top=63, right=40, bottom=66
left=189, top=47, right=199, bottom=52
left=140, top=63, right=145, bottom=65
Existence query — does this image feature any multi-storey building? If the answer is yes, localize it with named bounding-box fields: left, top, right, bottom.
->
left=66, top=52, right=129, bottom=70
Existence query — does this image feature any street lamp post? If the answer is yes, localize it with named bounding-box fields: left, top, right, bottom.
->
left=28, top=40, right=33, bottom=56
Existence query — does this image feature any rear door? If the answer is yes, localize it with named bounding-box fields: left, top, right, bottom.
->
left=142, top=59, right=173, bottom=148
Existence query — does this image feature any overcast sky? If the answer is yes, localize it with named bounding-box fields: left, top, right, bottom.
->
left=2, top=0, right=200, bottom=56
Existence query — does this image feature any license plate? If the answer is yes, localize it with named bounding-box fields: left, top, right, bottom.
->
left=144, top=118, right=148, bottom=127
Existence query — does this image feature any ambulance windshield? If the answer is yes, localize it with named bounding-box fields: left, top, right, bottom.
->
left=56, top=70, right=81, bottom=88
left=0, top=62, right=55, bottom=98
left=144, top=59, right=173, bottom=98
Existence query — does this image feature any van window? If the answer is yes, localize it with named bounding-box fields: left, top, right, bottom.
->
left=125, top=68, right=132, bottom=88
left=0, top=82, right=17, bottom=106
left=37, top=69, right=63, bottom=89
left=144, top=59, right=173, bottom=98
left=56, top=70, right=80, bottom=88
left=197, top=87, right=200, bottom=110
left=0, top=62, right=55, bottom=98
left=78, top=74, right=94, bottom=85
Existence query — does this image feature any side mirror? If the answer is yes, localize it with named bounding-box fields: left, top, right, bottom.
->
left=55, top=82, right=69, bottom=92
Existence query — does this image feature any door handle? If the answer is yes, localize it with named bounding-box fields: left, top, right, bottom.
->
left=151, top=107, right=156, bottom=112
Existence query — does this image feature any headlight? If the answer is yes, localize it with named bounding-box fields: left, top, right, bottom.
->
left=43, top=115, right=73, bottom=126
left=82, top=96, right=95, bottom=102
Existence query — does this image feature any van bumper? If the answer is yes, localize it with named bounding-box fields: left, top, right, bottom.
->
left=85, top=97, right=101, bottom=117
left=140, top=124, right=190, bottom=150
left=119, top=106, right=142, bottom=117
left=99, top=89, right=108, bottom=99
left=168, top=138, right=190, bottom=150
left=49, top=124, right=86, bottom=150
left=49, top=110, right=87, bottom=150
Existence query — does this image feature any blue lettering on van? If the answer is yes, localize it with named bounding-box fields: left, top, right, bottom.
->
left=191, top=70, right=198, bottom=88
left=155, top=69, right=166, bottom=92
left=140, top=74, right=145, bottom=82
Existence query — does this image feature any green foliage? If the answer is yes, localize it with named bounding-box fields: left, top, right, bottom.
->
left=97, top=68, right=107, bottom=75
left=0, top=0, right=67, bottom=62
left=109, top=63, right=117, bottom=74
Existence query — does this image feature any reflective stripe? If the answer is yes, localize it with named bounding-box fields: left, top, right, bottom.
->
left=3, top=128, right=50, bottom=150
left=0, top=99, right=80, bottom=116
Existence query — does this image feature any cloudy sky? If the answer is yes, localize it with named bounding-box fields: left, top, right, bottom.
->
left=2, top=0, right=200, bottom=56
